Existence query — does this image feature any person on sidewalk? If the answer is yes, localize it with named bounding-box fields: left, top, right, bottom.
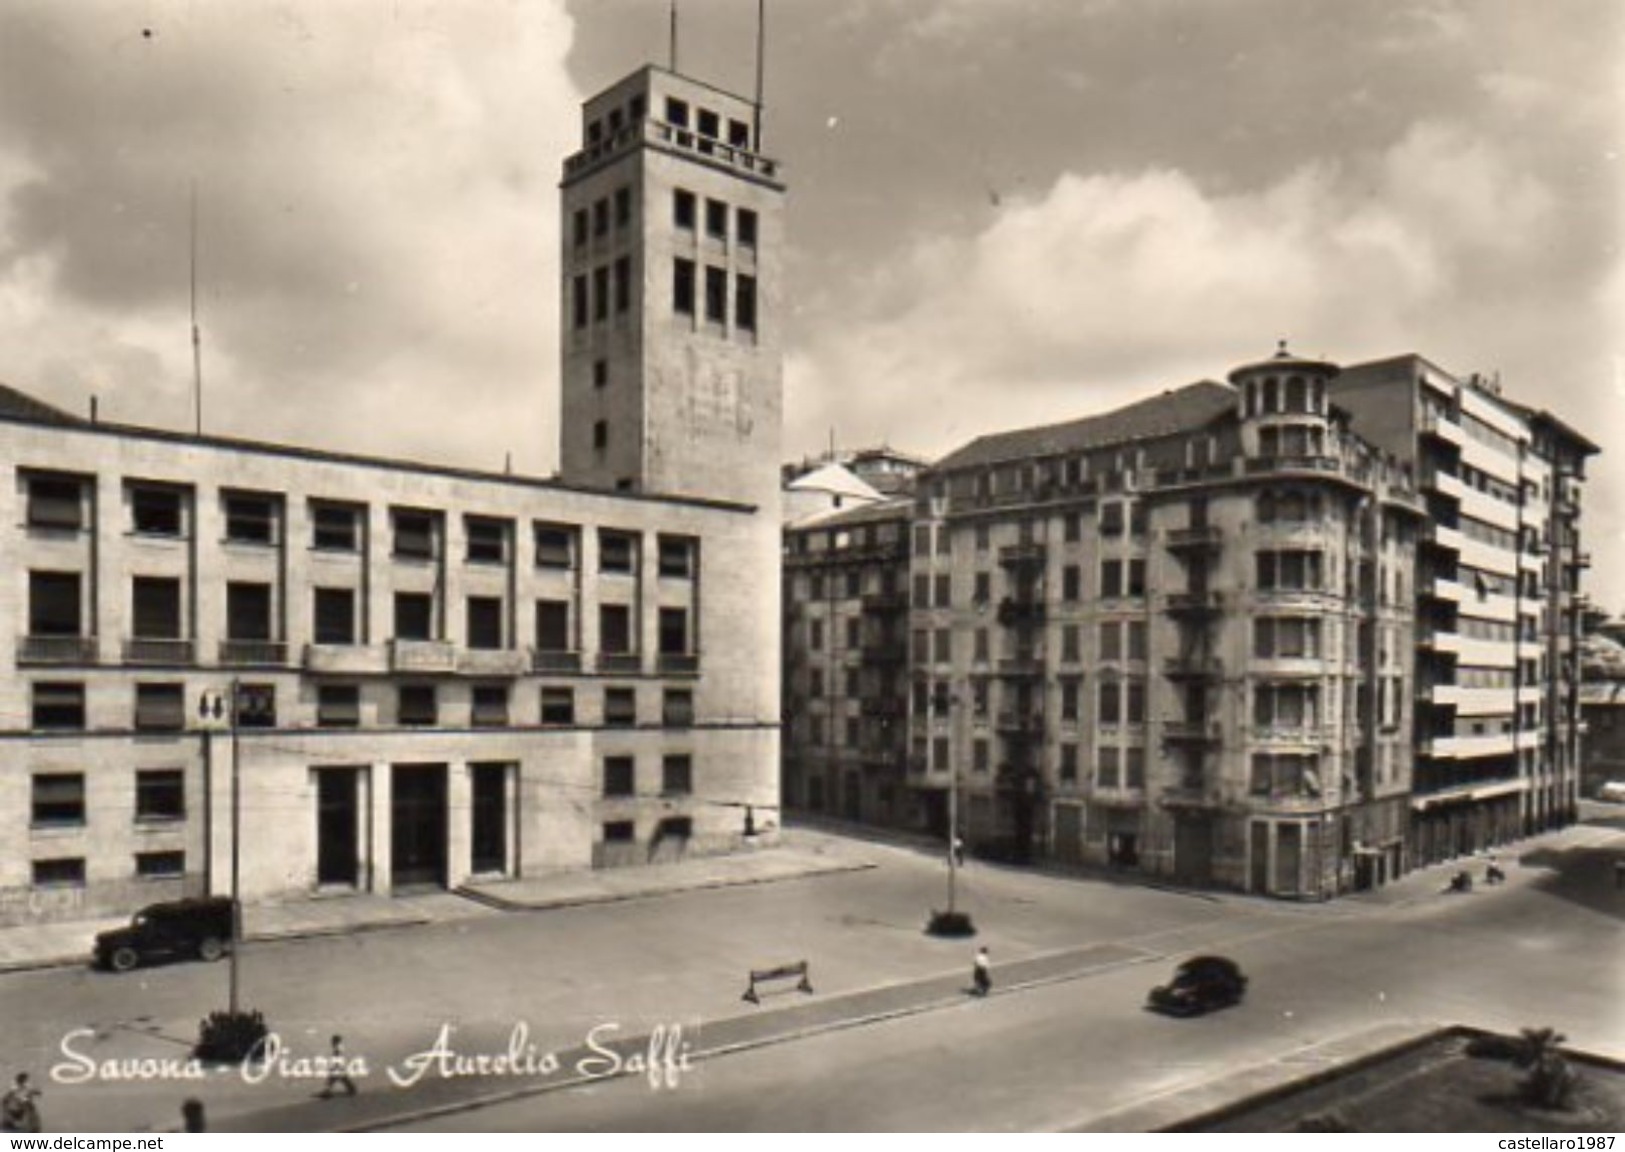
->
left=319, top=1035, right=358, bottom=1098
left=972, top=946, right=991, bottom=997
left=181, top=1098, right=206, bottom=1132
left=953, top=834, right=966, bottom=868
left=2, top=1072, right=41, bottom=1132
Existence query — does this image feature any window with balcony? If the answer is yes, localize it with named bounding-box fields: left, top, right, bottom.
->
left=603, top=756, right=635, bottom=797
left=535, top=598, right=573, bottom=657
left=467, top=597, right=504, bottom=650
left=226, top=582, right=273, bottom=644
left=662, top=754, right=692, bottom=796
left=29, top=571, right=82, bottom=640
left=1253, top=683, right=1320, bottom=729
left=27, top=474, right=85, bottom=530
left=599, top=530, right=637, bottom=574
left=392, top=509, right=438, bottom=560
left=132, top=577, right=182, bottom=642
left=135, top=769, right=185, bottom=821
left=398, top=684, right=437, bottom=726
left=541, top=686, right=575, bottom=726
left=604, top=687, right=637, bottom=727
left=314, top=587, right=357, bottom=645
left=600, top=604, right=634, bottom=656
left=472, top=685, right=509, bottom=728
left=223, top=492, right=278, bottom=545
left=134, top=683, right=185, bottom=732
left=310, top=501, right=362, bottom=551
left=394, top=593, right=434, bottom=641
left=32, top=773, right=84, bottom=826
left=658, top=607, right=689, bottom=657
left=32, top=682, right=85, bottom=730
left=317, top=684, right=361, bottom=728
left=130, top=485, right=186, bottom=537
left=1256, top=550, right=1324, bottom=591
left=1253, top=617, right=1321, bottom=659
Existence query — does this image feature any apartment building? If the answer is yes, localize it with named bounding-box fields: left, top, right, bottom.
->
left=1333, top=356, right=1595, bottom=860
left=1, top=61, right=785, bottom=926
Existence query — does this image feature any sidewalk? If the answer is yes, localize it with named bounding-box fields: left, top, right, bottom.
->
left=0, top=836, right=877, bottom=974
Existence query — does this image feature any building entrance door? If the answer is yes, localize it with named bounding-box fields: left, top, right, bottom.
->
left=392, top=764, right=447, bottom=888
left=316, top=768, right=359, bottom=887
left=1173, top=816, right=1213, bottom=884
left=470, top=763, right=507, bottom=876
left=1054, top=803, right=1082, bottom=865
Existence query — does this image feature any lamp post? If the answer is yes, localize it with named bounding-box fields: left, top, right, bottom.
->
left=199, top=681, right=242, bottom=1015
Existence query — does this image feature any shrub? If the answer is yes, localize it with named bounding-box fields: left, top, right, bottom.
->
left=194, top=1008, right=269, bottom=1064
left=1512, top=1027, right=1580, bottom=1112
left=926, top=909, right=977, bottom=937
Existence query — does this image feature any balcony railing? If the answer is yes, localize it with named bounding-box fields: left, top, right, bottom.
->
left=389, top=639, right=457, bottom=673
left=860, top=592, right=908, bottom=614
left=304, top=644, right=389, bottom=674
left=998, top=543, right=1047, bottom=568
left=124, top=637, right=195, bottom=665
left=1166, top=525, right=1223, bottom=551
left=995, top=709, right=1045, bottom=736
left=657, top=652, right=700, bottom=675
left=1166, top=591, right=1222, bottom=615
left=1162, top=721, right=1219, bottom=745
left=457, top=647, right=529, bottom=677
left=532, top=650, right=582, bottom=673
left=218, top=639, right=288, bottom=666
left=1164, top=655, right=1222, bottom=679
left=18, top=635, right=97, bottom=665
left=996, top=653, right=1044, bottom=678
left=597, top=652, right=643, bottom=674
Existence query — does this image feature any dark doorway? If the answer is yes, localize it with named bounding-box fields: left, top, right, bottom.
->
left=1250, top=824, right=1269, bottom=893
left=316, top=768, right=360, bottom=887
left=470, top=763, right=507, bottom=875
left=1054, top=804, right=1082, bottom=865
left=1173, top=816, right=1214, bottom=884
left=391, top=764, right=447, bottom=888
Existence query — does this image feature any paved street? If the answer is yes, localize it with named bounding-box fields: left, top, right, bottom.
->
left=1, top=816, right=1620, bottom=1132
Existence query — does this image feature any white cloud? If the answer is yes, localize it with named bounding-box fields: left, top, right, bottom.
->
left=786, top=119, right=1564, bottom=459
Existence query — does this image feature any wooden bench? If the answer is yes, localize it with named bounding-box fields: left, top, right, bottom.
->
left=742, top=960, right=813, bottom=1005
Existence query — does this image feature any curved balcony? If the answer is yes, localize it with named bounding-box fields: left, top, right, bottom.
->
left=1166, top=525, right=1223, bottom=553
left=1164, top=654, right=1222, bottom=680
left=1166, top=591, right=1223, bottom=616
left=998, top=543, right=1047, bottom=569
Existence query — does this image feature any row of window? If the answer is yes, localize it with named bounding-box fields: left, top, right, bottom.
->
left=30, top=853, right=183, bottom=888
left=23, top=474, right=698, bottom=575
left=29, top=574, right=693, bottom=658
left=571, top=186, right=635, bottom=247
left=26, top=681, right=697, bottom=732
left=601, top=753, right=692, bottom=799
left=672, top=189, right=758, bottom=246
left=671, top=259, right=757, bottom=330
left=570, top=258, right=634, bottom=328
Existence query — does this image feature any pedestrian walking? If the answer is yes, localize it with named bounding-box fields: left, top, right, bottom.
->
left=953, top=834, right=965, bottom=868
left=2, top=1072, right=41, bottom=1132
left=319, top=1035, right=358, bottom=1098
left=180, top=1098, right=206, bottom=1132
left=972, top=946, right=991, bottom=997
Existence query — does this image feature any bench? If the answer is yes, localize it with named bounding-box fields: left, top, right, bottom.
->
left=742, top=960, right=813, bottom=1005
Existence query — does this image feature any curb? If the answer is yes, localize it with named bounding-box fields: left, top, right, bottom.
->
left=458, top=858, right=878, bottom=913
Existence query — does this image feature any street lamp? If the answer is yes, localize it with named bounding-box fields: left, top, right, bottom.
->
left=199, top=681, right=243, bottom=1015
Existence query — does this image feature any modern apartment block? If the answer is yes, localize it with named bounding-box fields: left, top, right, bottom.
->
left=0, top=61, right=785, bottom=927
left=781, top=346, right=1592, bottom=899
left=1332, top=356, right=1595, bottom=861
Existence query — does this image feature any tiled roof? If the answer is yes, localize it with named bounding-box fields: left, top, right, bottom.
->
left=790, top=496, right=912, bottom=532
left=931, top=380, right=1234, bottom=473
left=0, top=381, right=81, bottom=426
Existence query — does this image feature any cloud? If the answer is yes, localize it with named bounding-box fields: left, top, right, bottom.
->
left=786, top=118, right=1564, bottom=458
left=0, top=0, right=580, bottom=472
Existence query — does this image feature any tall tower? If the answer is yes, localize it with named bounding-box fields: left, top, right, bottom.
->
left=558, top=66, right=785, bottom=511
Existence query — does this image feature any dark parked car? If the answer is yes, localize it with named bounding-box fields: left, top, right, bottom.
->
left=1146, top=955, right=1248, bottom=1016
left=93, top=897, right=236, bottom=972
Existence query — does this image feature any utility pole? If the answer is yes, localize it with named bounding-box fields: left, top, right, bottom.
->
left=199, top=682, right=243, bottom=1014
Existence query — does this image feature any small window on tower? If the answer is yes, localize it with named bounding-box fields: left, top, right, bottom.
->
left=728, top=118, right=750, bottom=148
left=593, top=360, right=608, bottom=389
left=593, top=421, right=608, bottom=452
left=736, top=275, right=757, bottom=332
left=704, top=266, right=727, bottom=324
left=572, top=275, right=588, bottom=329
left=673, top=259, right=695, bottom=315
left=593, top=266, right=609, bottom=321
left=737, top=208, right=757, bottom=248
left=673, top=189, right=695, bottom=230
left=697, top=108, right=719, bottom=139
left=572, top=209, right=588, bottom=248
left=665, top=98, right=689, bottom=128
left=586, top=119, right=603, bottom=144
left=614, top=186, right=631, bottom=227
left=705, top=199, right=727, bottom=240
left=614, top=257, right=631, bottom=313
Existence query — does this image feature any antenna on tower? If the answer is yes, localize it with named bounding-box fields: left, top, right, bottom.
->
left=669, top=0, right=679, bottom=72
left=754, top=0, right=767, bottom=149
left=190, top=180, right=204, bottom=436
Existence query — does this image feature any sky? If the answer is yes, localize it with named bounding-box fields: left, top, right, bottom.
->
left=0, top=1, right=1620, bottom=606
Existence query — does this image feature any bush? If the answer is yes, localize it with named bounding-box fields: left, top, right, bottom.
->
left=1510, top=1027, right=1580, bottom=1112
left=1466, top=1032, right=1525, bottom=1061
left=194, top=1008, right=269, bottom=1064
